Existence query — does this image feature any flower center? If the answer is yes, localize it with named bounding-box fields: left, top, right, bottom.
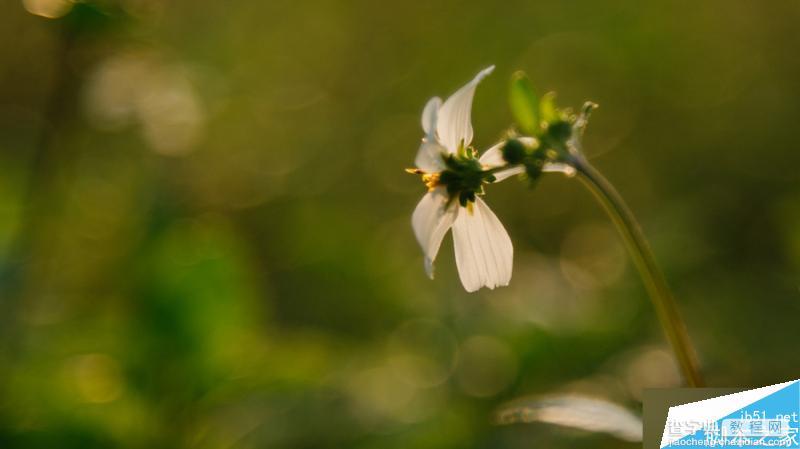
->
left=407, top=153, right=495, bottom=207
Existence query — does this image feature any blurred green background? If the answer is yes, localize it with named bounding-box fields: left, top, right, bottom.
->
left=2, top=0, right=800, bottom=447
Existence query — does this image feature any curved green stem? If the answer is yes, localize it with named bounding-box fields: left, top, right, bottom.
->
left=570, top=156, right=704, bottom=387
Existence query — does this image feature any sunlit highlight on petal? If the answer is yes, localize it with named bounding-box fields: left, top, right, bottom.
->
left=436, top=66, right=495, bottom=153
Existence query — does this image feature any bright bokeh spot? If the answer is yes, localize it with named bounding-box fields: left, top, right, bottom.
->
left=84, top=51, right=205, bottom=156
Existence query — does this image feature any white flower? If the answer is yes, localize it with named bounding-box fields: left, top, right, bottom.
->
left=410, top=66, right=522, bottom=292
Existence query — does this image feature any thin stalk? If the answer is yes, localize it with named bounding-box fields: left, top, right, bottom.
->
left=570, top=156, right=704, bottom=387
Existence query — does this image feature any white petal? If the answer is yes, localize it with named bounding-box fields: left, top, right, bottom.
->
left=451, top=197, right=513, bottom=292
left=542, top=162, right=576, bottom=176
left=412, top=187, right=457, bottom=279
left=477, top=141, right=506, bottom=167
left=492, top=166, right=526, bottom=182
left=437, top=66, right=495, bottom=153
left=414, top=140, right=447, bottom=172
left=478, top=137, right=538, bottom=168
left=478, top=137, right=537, bottom=182
left=496, top=395, right=643, bottom=442
left=421, top=97, right=442, bottom=139
left=490, top=159, right=572, bottom=182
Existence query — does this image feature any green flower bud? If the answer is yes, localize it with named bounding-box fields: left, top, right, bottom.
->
left=524, top=151, right=546, bottom=187
left=502, top=139, right=527, bottom=165
left=547, top=121, right=572, bottom=142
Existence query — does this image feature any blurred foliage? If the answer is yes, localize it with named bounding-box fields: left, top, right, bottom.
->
left=2, top=0, right=800, bottom=448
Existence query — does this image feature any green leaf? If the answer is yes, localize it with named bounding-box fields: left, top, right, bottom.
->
left=540, top=91, right=559, bottom=124
left=509, top=71, right=539, bottom=134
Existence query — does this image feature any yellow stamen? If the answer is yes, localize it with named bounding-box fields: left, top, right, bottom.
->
left=406, top=167, right=440, bottom=191
left=466, top=201, right=474, bottom=215
left=422, top=173, right=440, bottom=191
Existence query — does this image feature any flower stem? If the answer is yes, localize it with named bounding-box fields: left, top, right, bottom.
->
left=570, top=156, right=704, bottom=387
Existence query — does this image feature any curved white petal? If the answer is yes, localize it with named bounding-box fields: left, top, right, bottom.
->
left=412, top=187, right=457, bottom=279
left=488, top=160, right=572, bottom=182
left=414, top=140, right=447, bottom=172
left=421, top=97, right=442, bottom=139
left=491, top=166, right=526, bottom=182
left=437, top=66, right=495, bottom=153
left=496, top=395, right=643, bottom=443
left=477, top=141, right=506, bottom=167
left=451, top=197, right=513, bottom=292
left=478, top=137, right=537, bottom=182
left=478, top=137, right=538, bottom=168
left=542, top=162, right=576, bottom=175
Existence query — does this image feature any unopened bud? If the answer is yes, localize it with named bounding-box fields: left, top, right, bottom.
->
left=502, top=139, right=526, bottom=165
left=547, top=121, right=572, bottom=142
